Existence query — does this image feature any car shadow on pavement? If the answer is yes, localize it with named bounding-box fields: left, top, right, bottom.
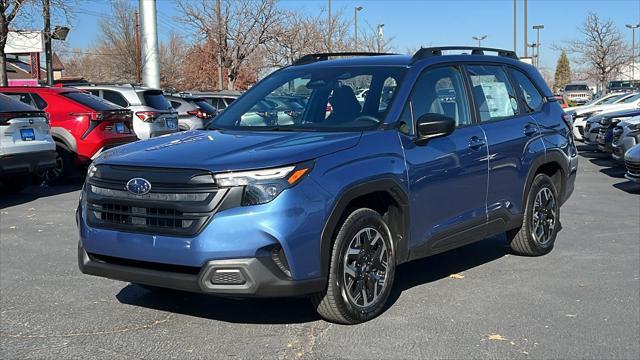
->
left=586, top=155, right=640, bottom=195
left=384, top=235, right=509, bottom=310
left=0, top=179, right=84, bottom=209
left=116, top=235, right=510, bottom=324
left=116, top=284, right=321, bottom=324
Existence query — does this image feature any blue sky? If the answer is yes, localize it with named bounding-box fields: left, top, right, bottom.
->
left=64, top=0, right=640, bottom=70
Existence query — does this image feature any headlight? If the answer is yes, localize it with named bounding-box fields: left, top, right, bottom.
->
left=629, top=123, right=640, bottom=131
left=214, top=162, right=312, bottom=205
left=87, top=163, right=97, bottom=179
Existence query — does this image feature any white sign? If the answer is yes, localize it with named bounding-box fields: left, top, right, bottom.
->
left=5, top=31, right=44, bottom=54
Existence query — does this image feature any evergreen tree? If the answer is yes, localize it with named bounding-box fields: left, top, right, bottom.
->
left=553, top=51, right=572, bottom=93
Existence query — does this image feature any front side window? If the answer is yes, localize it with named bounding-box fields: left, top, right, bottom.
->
left=406, top=66, right=471, bottom=134
left=211, top=66, right=406, bottom=131
left=467, top=65, right=519, bottom=122
left=510, top=69, right=544, bottom=112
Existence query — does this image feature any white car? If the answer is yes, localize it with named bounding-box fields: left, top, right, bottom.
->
left=565, top=92, right=629, bottom=112
left=570, top=93, right=640, bottom=141
left=582, top=109, right=640, bottom=145
left=613, top=115, right=640, bottom=162
left=0, top=94, right=56, bottom=192
left=74, top=84, right=179, bottom=140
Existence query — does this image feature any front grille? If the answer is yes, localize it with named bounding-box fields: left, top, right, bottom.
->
left=85, top=165, right=226, bottom=236
left=584, top=123, right=592, bottom=133
left=626, top=160, right=640, bottom=176
left=613, top=127, right=623, bottom=144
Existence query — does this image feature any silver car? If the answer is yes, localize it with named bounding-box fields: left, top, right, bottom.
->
left=74, top=84, right=178, bottom=139
left=191, top=90, right=241, bottom=113
left=0, top=94, right=56, bottom=192
left=165, top=95, right=217, bottom=130
left=583, top=109, right=640, bottom=145
left=613, top=115, right=640, bottom=162
left=624, top=143, right=640, bottom=183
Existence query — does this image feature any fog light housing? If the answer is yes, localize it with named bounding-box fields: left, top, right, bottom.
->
left=210, top=269, right=246, bottom=285
left=271, top=246, right=291, bottom=278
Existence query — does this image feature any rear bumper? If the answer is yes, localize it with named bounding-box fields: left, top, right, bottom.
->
left=78, top=243, right=325, bottom=297
left=0, top=150, right=56, bottom=176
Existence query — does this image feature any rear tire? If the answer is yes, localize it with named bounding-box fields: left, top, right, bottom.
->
left=41, top=147, right=72, bottom=185
left=507, top=174, right=560, bottom=256
left=312, top=208, right=395, bottom=324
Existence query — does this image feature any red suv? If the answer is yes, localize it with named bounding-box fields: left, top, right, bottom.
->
left=0, top=87, right=137, bottom=182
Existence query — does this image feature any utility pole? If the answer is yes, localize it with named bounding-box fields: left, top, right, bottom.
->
left=43, top=0, right=53, bottom=86
left=626, top=24, right=640, bottom=80
left=328, top=0, right=332, bottom=52
left=513, top=0, right=517, bottom=53
left=523, top=0, right=528, bottom=57
left=134, top=10, right=141, bottom=84
left=354, top=6, right=363, bottom=51
left=139, top=0, right=160, bottom=89
left=376, top=24, right=384, bottom=53
left=533, top=24, right=544, bottom=68
left=216, top=0, right=224, bottom=90
left=472, top=35, right=487, bottom=47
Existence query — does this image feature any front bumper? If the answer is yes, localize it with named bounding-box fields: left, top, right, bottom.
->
left=0, top=150, right=56, bottom=176
left=78, top=243, right=325, bottom=296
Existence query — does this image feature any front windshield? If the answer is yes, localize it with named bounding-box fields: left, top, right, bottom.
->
left=565, top=85, right=589, bottom=91
left=601, top=94, right=625, bottom=104
left=211, top=66, right=406, bottom=131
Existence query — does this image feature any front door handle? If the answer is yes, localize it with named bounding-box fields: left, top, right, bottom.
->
left=468, top=136, right=485, bottom=150
left=524, top=124, right=539, bottom=137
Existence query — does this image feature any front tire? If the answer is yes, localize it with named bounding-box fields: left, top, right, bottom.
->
left=507, top=174, right=560, bottom=256
left=312, top=208, right=395, bottom=324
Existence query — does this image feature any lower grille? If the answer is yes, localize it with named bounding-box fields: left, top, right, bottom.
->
left=88, top=252, right=201, bottom=274
left=626, top=160, right=640, bottom=175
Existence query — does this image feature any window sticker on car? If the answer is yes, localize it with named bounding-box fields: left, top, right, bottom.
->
left=479, top=82, right=516, bottom=118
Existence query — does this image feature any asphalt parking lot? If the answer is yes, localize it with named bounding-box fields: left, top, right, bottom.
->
left=1, top=150, right=639, bottom=359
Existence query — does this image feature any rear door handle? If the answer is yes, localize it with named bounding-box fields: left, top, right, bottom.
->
left=468, top=136, right=485, bottom=150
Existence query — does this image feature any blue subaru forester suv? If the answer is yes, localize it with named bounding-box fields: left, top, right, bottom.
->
left=78, top=47, right=577, bottom=324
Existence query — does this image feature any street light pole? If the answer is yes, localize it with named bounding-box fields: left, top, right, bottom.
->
left=328, top=0, right=332, bottom=52
left=533, top=24, right=544, bottom=68
left=43, top=0, right=53, bottom=86
left=626, top=24, right=640, bottom=80
left=354, top=6, right=363, bottom=51
left=472, top=35, right=487, bottom=47
left=523, top=0, right=528, bottom=58
left=376, top=24, right=384, bottom=53
left=513, top=0, right=517, bottom=53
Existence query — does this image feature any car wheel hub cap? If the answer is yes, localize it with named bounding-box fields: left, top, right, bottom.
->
left=343, top=227, right=389, bottom=308
left=531, top=187, right=556, bottom=245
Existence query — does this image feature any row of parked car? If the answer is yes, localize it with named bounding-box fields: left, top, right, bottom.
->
left=565, top=91, right=640, bottom=183
left=0, top=84, right=241, bottom=190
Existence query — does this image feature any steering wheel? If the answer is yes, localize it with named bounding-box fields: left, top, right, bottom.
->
left=353, top=115, right=380, bottom=124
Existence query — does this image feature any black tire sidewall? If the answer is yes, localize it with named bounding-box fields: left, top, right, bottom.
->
left=330, top=208, right=396, bottom=323
left=524, top=174, right=560, bottom=253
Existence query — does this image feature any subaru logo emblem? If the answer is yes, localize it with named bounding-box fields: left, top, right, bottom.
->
left=126, top=178, right=151, bottom=195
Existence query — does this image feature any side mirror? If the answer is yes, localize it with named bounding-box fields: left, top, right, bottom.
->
left=415, top=113, right=455, bottom=144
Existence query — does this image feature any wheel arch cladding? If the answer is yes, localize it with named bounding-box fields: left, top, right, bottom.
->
left=523, top=151, right=568, bottom=209
left=50, top=127, right=77, bottom=153
left=319, top=178, right=410, bottom=279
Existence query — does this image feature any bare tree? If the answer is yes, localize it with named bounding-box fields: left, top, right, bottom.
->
left=177, top=0, right=281, bottom=90
left=358, top=21, right=395, bottom=53
left=563, top=13, right=630, bottom=91
left=0, top=0, right=29, bottom=86
left=159, top=33, right=187, bottom=90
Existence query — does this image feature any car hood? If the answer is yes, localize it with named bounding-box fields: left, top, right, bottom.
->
left=587, top=109, right=640, bottom=124
left=575, top=102, right=639, bottom=116
left=94, top=129, right=362, bottom=172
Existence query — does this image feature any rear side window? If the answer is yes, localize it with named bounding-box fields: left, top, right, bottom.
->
left=194, top=99, right=217, bottom=113
left=103, top=90, right=129, bottom=107
left=509, top=69, right=544, bottom=112
left=62, top=92, right=123, bottom=111
left=467, top=65, right=519, bottom=122
left=142, top=91, right=172, bottom=110
left=4, top=93, right=37, bottom=108
left=31, top=93, right=48, bottom=109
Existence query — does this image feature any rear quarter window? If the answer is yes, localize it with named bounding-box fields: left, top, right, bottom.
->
left=62, top=91, right=124, bottom=111
left=142, top=91, right=172, bottom=110
left=509, top=69, right=544, bottom=113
